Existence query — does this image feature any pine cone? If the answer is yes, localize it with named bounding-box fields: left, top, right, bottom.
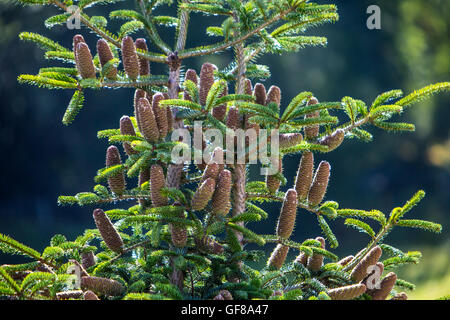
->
left=191, top=177, right=216, bottom=211
left=279, top=133, right=303, bottom=150
left=56, top=290, right=83, bottom=300
left=134, top=38, right=150, bottom=76
left=121, top=36, right=140, bottom=80
left=152, top=92, right=168, bottom=139
left=166, top=105, right=174, bottom=134
left=267, top=244, right=289, bottom=270
left=150, top=164, right=168, bottom=207
left=307, top=160, right=330, bottom=206
left=319, top=129, right=345, bottom=152
left=391, top=292, right=408, bottom=300
left=105, top=146, right=126, bottom=196
left=327, top=283, right=367, bottom=300
left=201, top=162, right=219, bottom=182
left=83, top=290, right=100, bottom=300
left=212, top=84, right=228, bottom=121
left=253, top=83, right=266, bottom=105
left=368, top=272, right=397, bottom=300
left=211, top=169, right=232, bottom=216
left=276, top=189, right=298, bottom=239
left=226, top=105, right=240, bottom=130
left=96, top=39, right=117, bottom=79
left=75, top=42, right=96, bottom=79
left=81, top=276, right=125, bottom=296
left=183, top=69, right=198, bottom=102
left=306, top=237, right=325, bottom=272
left=350, top=246, right=383, bottom=282
left=93, top=209, right=124, bottom=254
left=81, top=251, right=96, bottom=270
left=294, top=151, right=314, bottom=201
left=136, top=97, right=160, bottom=143
left=337, top=255, right=354, bottom=267
left=73, top=34, right=85, bottom=53
left=170, top=213, right=187, bottom=248
left=265, top=85, right=281, bottom=107
left=219, top=290, right=233, bottom=300
left=266, top=157, right=282, bottom=194
left=304, top=97, right=320, bottom=140
left=120, top=115, right=137, bottom=156
left=294, top=252, right=307, bottom=266
left=244, top=79, right=253, bottom=96
left=134, top=89, right=148, bottom=120
left=199, top=62, right=216, bottom=105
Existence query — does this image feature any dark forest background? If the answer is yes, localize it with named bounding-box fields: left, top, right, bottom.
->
left=0, top=0, right=448, bottom=298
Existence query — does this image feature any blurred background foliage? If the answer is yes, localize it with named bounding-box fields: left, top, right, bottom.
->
left=0, top=0, right=448, bottom=299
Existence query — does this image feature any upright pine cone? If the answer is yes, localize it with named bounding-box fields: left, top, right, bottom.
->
left=73, top=34, right=85, bottom=54
left=83, top=290, right=100, bottom=300
left=75, top=42, right=96, bottom=79
left=136, top=97, right=159, bottom=143
left=152, top=93, right=168, bottom=139
left=120, top=116, right=137, bottom=156
left=350, top=246, right=383, bottom=282
left=253, top=83, right=266, bottom=105
left=294, top=151, right=314, bottom=201
left=327, top=284, right=367, bottom=300
left=306, top=237, right=325, bottom=271
left=199, top=62, right=216, bottom=105
left=226, top=105, right=240, bottom=130
left=81, top=276, right=125, bottom=296
left=368, top=272, right=397, bottom=300
left=169, top=209, right=187, bottom=248
left=96, top=39, right=117, bottom=79
left=307, top=160, right=330, bottom=206
left=121, top=36, right=140, bottom=80
left=267, top=244, right=289, bottom=270
left=294, top=252, right=307, bottom=266
left=93, top=209, right=124, bottom=254
left=279, top=133, right=303, bottom=150
left=105, top=146, right=126, bottom=196
left=212, top=84, right=228, bottom=121
left=191, top=177, right=216, bottom=211
left=183, top=69, right=198, bottom=102
left=81, top=251, right=96, bottom=270
left=276, top=189, right=298, bottom=239
left=134, top=89, right=148, bottom=119
left=304, top=97, right=320, bottom=140
left=244, top=78, right=253, bottom=95
left=265, top=85, right=281, bottom=107
left=201, top=162, right=219, bottom=182
left=266, top=156, right=283, bottom=194
left=211, top=169, right=232, bottom=216
left=319, top=129, right=345, bottom=152
left=72, top=34, right=85, bottom=73
left=150, top=164, right=168, bottom=207
left=134, top=38, right=150, bottom=76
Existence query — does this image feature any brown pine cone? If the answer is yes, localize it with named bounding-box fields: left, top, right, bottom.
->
left=276, top=189, right=298, bottom=239
left=83, top=290, right=100, bottom=300
left=75, top=42, right=96, bottom=79
left=211, top=169, right=232, bottom=216
left=105, top=146, right=126, bottom=196
left=120, top=115, right=138, bottom=156
left=253, top=83, right=266, bottom=105
left=267, top=244, right=289, bottom=270
left=304, top=97, right=320, bottom=140
left=294, top=151, right=314, bottom=201
left=191, top=177, right=216, bottom=211
left=152, top=92, right=168, bottom=139
left=121, top=36, right=140, bottom=80
left=81, top=276, right=125, bottom=296
left=134, top=38, right=150, bottom=76
left=96, top=39, right=117, bottom=79
left=150, top=164, right=168, bottom=207
left=136, top=97, right=160, bottom=143
left=93, top=209, right=124, bottom=254
left=327, top=283, right=366, bottom=300
left=199, top=62, right=216, bottom=106
left=265, top=85, right=281, bottom=107
left=306, top=237, right=325, bottom=272
left=307, top=160, right=330, bottom=206
left=319, top=129, right=345, bottom=152
left=350, top=246, right=383, bottom=283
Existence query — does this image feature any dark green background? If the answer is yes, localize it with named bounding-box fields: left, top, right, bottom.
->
left=0, top=0, right=448, bottom=296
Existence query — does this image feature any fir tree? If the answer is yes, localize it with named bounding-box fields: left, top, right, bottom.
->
left=0, top=0, right=448, bottom=300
